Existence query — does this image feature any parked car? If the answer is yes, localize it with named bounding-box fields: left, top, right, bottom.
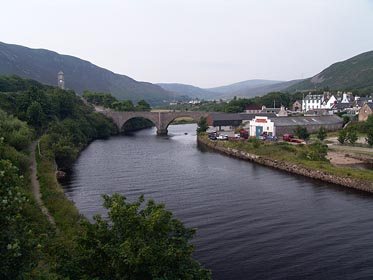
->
left=283, top=133, right=305, bottom=144
left=239, top=129, right=249, bottom=139
left=282, top=134, right=294, bottom=141
left=217, top=135, right=228, bottom=140
left=266, top=135, right=278, bottom=141
left=208, top=132, right=217, bottom=140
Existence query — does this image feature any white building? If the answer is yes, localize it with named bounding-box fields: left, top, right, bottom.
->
left=302, top=92, right=345, bottom=111
left=302, top=94, right=323, bottom=111
left=321, top=95, right=337, bottom=109
left=248, top=116, right=275, bottom=137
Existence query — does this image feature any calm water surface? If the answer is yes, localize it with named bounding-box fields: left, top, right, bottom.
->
left=62, top=124, right=373, bottom=280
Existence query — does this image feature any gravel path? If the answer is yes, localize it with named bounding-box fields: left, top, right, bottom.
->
left=30, top=141, right=56, bottom=227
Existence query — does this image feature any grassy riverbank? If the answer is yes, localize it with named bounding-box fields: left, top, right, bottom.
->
left=36, top=152, right=82, bottom=236
left=199, top=134, right=373, bottom=183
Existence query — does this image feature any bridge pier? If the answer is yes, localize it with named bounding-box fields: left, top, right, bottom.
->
left=156, top=128, right=168, bottom=136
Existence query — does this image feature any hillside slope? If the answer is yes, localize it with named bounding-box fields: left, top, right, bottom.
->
left=230, top=79, right=303, bottom=98
left=206, top=79, right=283, bottom=94
left=0, top=42, right=174, bottom=105
left=157, top=83, right=219, bottom=99
left=285, top=51, right=373, bottom=92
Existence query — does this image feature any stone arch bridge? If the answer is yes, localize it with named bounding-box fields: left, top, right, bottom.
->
left=102, top=111, right=208, bottom=135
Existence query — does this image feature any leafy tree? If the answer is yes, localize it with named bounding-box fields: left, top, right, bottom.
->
left=136, top=99, right=151, bottom=111
left=317, top=126, right=327, bottom=141
left=83, top=91, right=117, bottom=108
left=0, top=109, right=34, bottom=150
left=346, top=128, right=358, bottom=144
left=197, top=116, right=209, bottom=134
left=74, top=194, right=211, bottom=280
left=294, top=126, right=310, bottom=140
left=26, top=101, right=46, bottom=129
left=342, top=115, right=350, bottom=127
left=0, top=157, right=35, bottom=279
left=112, top=100, right=135, bottom=111
left=338, top=129, right=348, bottom=144
left=224, top=105, right=242, bottom=113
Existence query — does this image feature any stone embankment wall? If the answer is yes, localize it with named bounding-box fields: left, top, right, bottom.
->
left=198, top=137, right=373, bottom=193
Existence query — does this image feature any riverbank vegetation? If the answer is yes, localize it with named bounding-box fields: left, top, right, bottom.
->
left=0, top=75, right=211, bottom=279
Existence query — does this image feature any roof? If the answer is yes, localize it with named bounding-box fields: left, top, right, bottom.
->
left=362, top=102, right=373, bottom=110
left=304, top=94, right=323, bottom=100
left=208, top=112, right=276, bottom=121
left=333, top=102, right=353, bottom=110
left=271, top=115, right=342, bottom=127
left=262, top=108, right=281, bottom=113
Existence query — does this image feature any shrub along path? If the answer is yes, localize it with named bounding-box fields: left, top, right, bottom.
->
left=30, top=140, right=56, bottom=227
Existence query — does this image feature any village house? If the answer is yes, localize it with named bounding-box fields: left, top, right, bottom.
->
left=302, top=93, right=323, bottom=111
left=245, top=106, right=262, bottom=114
left=292, top=100, right=302, bottom=111
left=261, top=105, right=288, bottom=117
left=358, top=103, right=373, bottom=121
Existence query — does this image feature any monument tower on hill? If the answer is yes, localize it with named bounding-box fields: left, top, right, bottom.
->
left=57, top=71, right=65, bottom=89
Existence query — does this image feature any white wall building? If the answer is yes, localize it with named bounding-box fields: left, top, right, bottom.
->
left=302, top=94, right=323, bottom=111
left=248, top=116, right=275, bottom=137
left=321, top=95, right=337, bottom=109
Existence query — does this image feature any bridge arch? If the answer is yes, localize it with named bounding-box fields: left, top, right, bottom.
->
left=119, top=116, right=156, bottom=133
left=160, top=113, right=207, bottom=135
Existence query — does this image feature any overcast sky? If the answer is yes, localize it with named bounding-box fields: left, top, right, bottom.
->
left=2, top=0, right=373, bottom=87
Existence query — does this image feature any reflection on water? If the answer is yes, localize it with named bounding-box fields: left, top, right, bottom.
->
left=62, top=124, right=373, bottom=280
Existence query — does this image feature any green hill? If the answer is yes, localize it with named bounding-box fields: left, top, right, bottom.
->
left=0, top=42, right=174, bottom=105
left=285, top=51, right=373, bottom=93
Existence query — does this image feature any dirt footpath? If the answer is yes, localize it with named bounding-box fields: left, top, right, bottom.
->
left=327, top=150, right=364, bottom=165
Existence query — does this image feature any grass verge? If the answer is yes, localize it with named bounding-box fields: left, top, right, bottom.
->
left=36, top=153, right=82, bottom=237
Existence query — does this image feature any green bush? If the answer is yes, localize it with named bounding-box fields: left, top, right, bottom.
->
left=346, top=127, right=358, bottom=144
left=294, top=126, right=310, bottom=140
left=338, top=129, right=348, bottom=144
left=299, top=141, right=328, bottom=161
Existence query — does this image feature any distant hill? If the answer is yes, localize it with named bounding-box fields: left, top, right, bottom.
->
left=229, top=79, right=303, bottom=99
left=0, top=42, right=175, bottom=105
left=157, top=83, right=219, bottom=99
left=206, top=79, right=283, bottom=94
left=285, top=51, right=373, bottom=92
left=158, top=79, right=301, bottom=100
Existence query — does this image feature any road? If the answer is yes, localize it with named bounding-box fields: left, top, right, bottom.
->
left=30, top=141, right=56, bottom=227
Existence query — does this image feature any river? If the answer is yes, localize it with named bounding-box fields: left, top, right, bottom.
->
left=62, top=124, right=373, bottom=280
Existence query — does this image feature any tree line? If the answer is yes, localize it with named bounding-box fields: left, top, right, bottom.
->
left=83, top=90, right=151, bottom=111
